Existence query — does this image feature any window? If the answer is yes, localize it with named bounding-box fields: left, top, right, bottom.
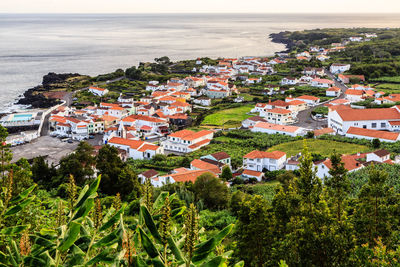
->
left=372, top=123, right=377, bottom=128
left=381, top=123, right=386, bottom=128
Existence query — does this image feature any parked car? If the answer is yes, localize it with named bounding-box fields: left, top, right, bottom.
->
left=67, top=139, right=73, bottom=143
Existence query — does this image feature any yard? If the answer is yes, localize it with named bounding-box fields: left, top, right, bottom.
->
left=267, top=139, right=370, bottom=157
left=201, top=105, right=255, bottom=128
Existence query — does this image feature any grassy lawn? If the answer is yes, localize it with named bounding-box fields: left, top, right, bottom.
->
left=267, top=139, right=370, bottom=157
left=201, top=105, right=255, bottom=128
left=374, top=83, right=400, bottom=94
left=371, top=76, right=400, bottom=83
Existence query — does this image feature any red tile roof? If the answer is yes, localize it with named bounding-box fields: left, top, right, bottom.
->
left=346, top=127, right=400, bottom=141
left=243, top=169, right=264, bottom=177
left=336, top=108, right=400, bottom=121
left=188, top=139, right=211, bottom=149
left=191, top=159, right=221, bottom=174
left=244, top=150, right=286, bottom=159
left=166, top=170, right=216, bottom=183
left=253, top=122, right=300, bottom=133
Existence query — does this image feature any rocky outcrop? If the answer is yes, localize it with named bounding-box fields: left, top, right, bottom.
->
left=269, top=31, right=296, bottom=52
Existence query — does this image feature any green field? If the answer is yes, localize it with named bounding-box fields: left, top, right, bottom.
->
left=371, top=76, right=400, bottom=83
left=375, top=83, right=400, bottom=94
left=267, top=139, right=370, bottom=157
left=201, top=105, right=254, bottom=128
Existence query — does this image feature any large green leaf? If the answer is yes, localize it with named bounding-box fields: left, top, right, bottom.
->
left=171, top=206, right=186, bottom=219
left=57, top=221, right=81, bottom=252
left=74, top=175, right=101, bottom=211
left=10, top=184, right=36, bottom=205
left=152, top=257, right=166, bottom=267
left=98, top=204, right=126, bottom=232
left=85, top=248, right=114, bottom=266
left=167, top=236, right=185, bottom=263
left=65, top=244, right=85, bottom=266
left=11, top=240, right=22, bottom=265
left=4, top=196, right=35, bottom=217
left=138, top=227, right=160, bottom=259
left=140, top=205, right=162, bottom=243
left=153, top=191, right=169, bottom=211
left=1, top=225, right=28, bottom=235
left=71, top=198, right=95, bottom=222
left=200, top=256, right=226, bottom=267
left=93, top=229, right=120, bottom=248
left=133, top=256, right=148, bottom=267
left=192, top=224, right=233, bottom=264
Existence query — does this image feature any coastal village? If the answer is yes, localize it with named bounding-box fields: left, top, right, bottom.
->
left=3, top=30, right=400, bottom=186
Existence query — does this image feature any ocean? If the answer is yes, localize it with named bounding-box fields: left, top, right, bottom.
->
left=1, top=13, right=400, bottom=110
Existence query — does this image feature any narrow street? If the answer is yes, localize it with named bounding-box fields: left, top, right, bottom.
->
left=291, top=69, right=348, bottom=129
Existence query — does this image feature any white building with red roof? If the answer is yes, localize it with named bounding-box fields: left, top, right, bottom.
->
left=316, top=154, right=363, bottom=179
left=161, top=129, right=214, bottom=153
left=291, top=95, right=320, bottom=106
left=328, top=107, right=400, bottom=135
left=345, top=89, right=364, bottom=102
left=251, top=122, right=305, bottom=137
left=326, top=86, right=341, bottom=97
left=107, top=137, right=163, bottom=160
left=260, top=108, right=295, bottom=125
left=89, top=86, right=109, bottom=97
left=243, top=150, right=287, bottom=179
left=345, top=127, right=400, bottom=143
left=311, top=78, right=334, bottom=88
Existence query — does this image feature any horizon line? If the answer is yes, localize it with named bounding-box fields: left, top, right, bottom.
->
left=1, top=11, right=400, bottom=14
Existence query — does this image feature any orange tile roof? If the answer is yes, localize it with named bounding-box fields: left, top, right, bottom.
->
left=191, top=159, right=221, bottom=174
left=138, top=143, right=159, bottom=152
left=288, top=100, right=306, bottom=106
left=188, top=139, right=211, bottom=149
left=345, top=89, right=363, bottom=96
left=102, top=115, right=119, bottom=122
left=327, top=86, right=341, bottom=92
left=253, top=122, right=300, bottom=133
left=90, top=86, right=106, bottom=91
left=266, top=108, right=292, bottom=115
left=108, top=137, right=145, bottom=149
left=296, top=95, right=320, bottom=101
left=165, top=170, right=216, bottom=183
left=322, top=154, right=362, bottom=172
left=336, top=108, right=400, bottom=121
left=243, top=169, right=264, bottom=177
left=313, top=127, right=335, bottom=136
left=244, top=150, right=286, bottom=159
left=130, top=115, right=166, bottom=123
left=346, top=127, right=400, bottom=141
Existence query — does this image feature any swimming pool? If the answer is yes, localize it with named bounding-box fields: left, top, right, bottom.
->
left=11, top=114, right=33, bottom=122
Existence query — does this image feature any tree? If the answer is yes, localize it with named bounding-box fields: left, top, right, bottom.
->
left=234, top=195, right=274, bottom=267
left=10, top=158, right=33, bottom=196
left=220, top=165, right=233, bottom=181
left=125, top=66, right=142, bottom=80
left=325, top=151, right=350, bottom=221
left=372, top=138, right=381, bottom=149
left=193, top=173, right=229, bottom=210
left=295, top=140, right=322, bottom=213
left=96, top=145, right=125, bottom=195
left=31, top=156, right=57, bottom=188
left=58, top=142, right=95, bottom=187
left=353, top=165, right=399, bottom=246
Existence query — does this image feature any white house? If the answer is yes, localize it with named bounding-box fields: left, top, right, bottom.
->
left=345, top=127, right=400, bottom=143
left=281, top=77, right=298, bottom=86
left=311, top=78, right=334, bottom=88
left=366, top=150, right=391, bottom=163
left=193, top=97, right=212, bottom=106
left=107, top=137, right=163, bottom=160
left=161, top=129, right=214, bottom=153
left=291, top=95, right=320, bottom=106
left=328, top=107, right=400, bottom=135
left=242, top=116, right=268, bottom=128
left=344, top=89, right=364, bottom=102
left=330, top=64, right=351, bottom=74
left=316, top=154, right=363, bottom=179
left=326, top=87, right=341, bottom=97
left=243, top=150, right=287, bottom=180
left=260, top=108, right=295, bottom=125
left=251, top=122, right=304, bottom=137
left=89, top=86, right=109, bottom=97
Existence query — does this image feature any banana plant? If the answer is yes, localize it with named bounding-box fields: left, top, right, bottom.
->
left=0, top=176, right=130, bottom=266
left=134, top=191, right=244, bottom=267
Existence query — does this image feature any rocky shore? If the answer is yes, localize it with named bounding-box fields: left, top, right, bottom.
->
left=15, top=72, right=82, bottom=109
left=269, top=31, right=296, bottom=52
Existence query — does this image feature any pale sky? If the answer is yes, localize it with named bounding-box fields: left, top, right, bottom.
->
left=1, top=0, right=400, bottom=13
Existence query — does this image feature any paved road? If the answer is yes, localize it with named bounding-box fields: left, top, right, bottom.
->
left=291, top=69, right=348, bottom=129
